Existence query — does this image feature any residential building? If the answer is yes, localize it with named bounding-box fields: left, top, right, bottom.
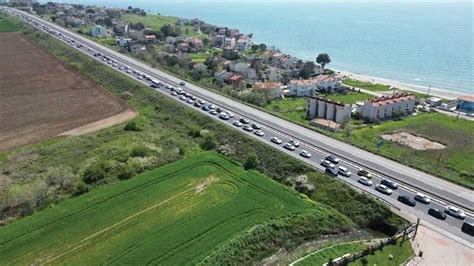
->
left=254, top=82, right=282, bottom=99
left=426, top=96, right=443, bottom=107
left=213, top=34, right=226, bottom=47
left=224, top=37, right=236, bottom=49
left=307, top=96, right=351, bottom=130
left=357, top=93, right=416, bottom=122
left=177, top=43, right=189, bottom=53
left=457, top=95, right=474, bottom=113
left=316, top=75, right=341, bottom=92
left=128, top=43, right=146, bottom=54
left=229, top=74, right=243, bottom=88
left=90, top=25, right=108, bottom=37
left=287, top=79, right=318, bottom=97
left=144, top=35, right=157, bottom=44
left=214, top=70, right=234, bottom=83
left=236, top=36, right=252, bottom=50
left=189, top=38, right=204, bottom=51
left=264, top=67, right=281, bottom=81
left=229, top=61, right=256, bottom=80
left=116, top=37, right=131, bottom=47
left=226, top=28, right=240, bottom=38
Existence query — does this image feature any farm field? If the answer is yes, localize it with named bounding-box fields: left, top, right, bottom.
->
left=0, top=30, right=131, bottom=151
left=0, top=153, right=347, bottom=264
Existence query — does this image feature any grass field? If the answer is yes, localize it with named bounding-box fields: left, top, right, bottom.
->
left=296, top=242, right=365, bottom=266
left=352, top=238, right=413, bottom=266
left=0, top=153, right=343, bottom=264
left=121, top=14, right=202, bottom=37
left=343, top=78, right=391, bottom=92
left=328, top=92, right=373, bottom=104
left=340, top=113, right=474, bottom=188
left=0, top=15, right=19, bottom=32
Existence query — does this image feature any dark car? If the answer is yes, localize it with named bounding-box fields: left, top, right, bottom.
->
left=325, top=167, right=338, bottom=176
left=252, top=123, right=261, bottom=130
left=201, top=105, right=210, bottom=111
left=381, top=178, right=398, bottom=190
left=397, top=195, right=416, bottom=207
left=216, top=107, right=223, bottom=113
left=325, top=155, right=340, bottom=164
left=239, top=118, right=250, bottom=124
left=461, top=222, right=474, bottom=236
left=193, top=102, right=202, bottom=108
left=428, top=208, right=447, bottom=220
left=357, top=169, right=372, bottom=179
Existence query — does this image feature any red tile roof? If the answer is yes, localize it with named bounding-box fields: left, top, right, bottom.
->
left=369, top=93, right=415, bottom=106
left=290, top=79, right=317, bottom=86
left=458, top=95, right=474, bottom=102
left=254, top=82, right=282, bottom=90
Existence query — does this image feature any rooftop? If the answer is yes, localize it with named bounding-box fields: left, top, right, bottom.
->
left=368, top=93, right=416, bottom=107
left=458, top=95, right=474, bottom=102
left=290, top=79, right=317, bottom=86
left=254, top=82, right=282, bottom=90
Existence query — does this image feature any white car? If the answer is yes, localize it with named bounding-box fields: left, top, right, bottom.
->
left=414, top=192, right=430, bottom=204
left=219, top=112, right=230, bottom=120
left=227, top=112, right=234, bottom=118
left=358, top=177, right=373, bottom=186
left=444, top=206, right=465, bottom=219
left=271, top=137, right=282, bottom=144
left=300, top=150, right=311, bottom=158
left=289, top=139, right=300, bottom=147
left=233, top=121, right=243, bottom=127
left=320, top=160, right=335, bottom=169
left=338, top=166, right=352, bottom=177
left=254, top=130, right=265, bottom=137
left=283, top=143, right=296, bottom=151
left=179, top=95, right=187, bottom=101
left=375, top=184, right=392, bottom=195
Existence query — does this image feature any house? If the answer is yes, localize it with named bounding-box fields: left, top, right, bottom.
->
left=128, top=43, right=146, bottom=54
left=116, top=37, right=131, bottom=47
left=144, top=35, right=157, bottom=44
left=264, top=67, right=281, bottom=81
left=236, top=36, right=252, bottom=50
left=457, top=95, right=474, bottom=113
left=316, top=75, right=341, bottom=92
left=287, top=79, right=318, bottom=97
left=90, top=25, right=108, bottom=38
left=213, top=34, right=226, bottom=47
left=426, top=96, right=443, bottom=107
left=254, top=82, right=282, bottom=99
left=224, top=37, right=236, bottom=49
left=214, top=70, right=234, bottom=83
left=307, top=96, right=351, bottom=130
left=229, top=74, right=243, bottom=88
left=190, top=38, right=204, bottom=51
left=177, top=43, right=189, bottom=53
left=229, top=62, right=256, bottom=80
left=357, top=93, right=416, bottom=122
left=279, top=55, right=297, bottom=69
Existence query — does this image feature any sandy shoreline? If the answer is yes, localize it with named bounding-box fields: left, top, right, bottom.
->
left=335, top=70, right=471, bottom=100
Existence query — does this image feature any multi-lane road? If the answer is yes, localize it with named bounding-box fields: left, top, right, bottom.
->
left=3, top=7, right=473, bottom=243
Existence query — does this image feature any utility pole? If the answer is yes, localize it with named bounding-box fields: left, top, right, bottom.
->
left=436, top=152, right=442, bottom=170
left=426, top=84, right=431, bottom=98
left=413, top=218, right=421, bottom=240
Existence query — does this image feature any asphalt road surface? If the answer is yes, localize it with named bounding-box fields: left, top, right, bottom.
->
left=4, top=7, right=472, bottom=244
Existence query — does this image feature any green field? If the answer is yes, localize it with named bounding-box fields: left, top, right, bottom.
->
left=352, top=239, right=413, bottom=266
left=0, top=15, right=20, bottom=31
left=343, top=78, right=391, bottom=92
left=121, top=14, right=202, bottom=37
left=328, top=92, right=373, bottom=104
left=0, top=153, right=347, bottom=264
left=296, top=242, right=365, bottom=266
left=264, top=98, right=310, bottom=126
left=341, top=113, right=474, bottom=188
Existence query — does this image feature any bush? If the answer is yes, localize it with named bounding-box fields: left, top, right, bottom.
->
left=116, top=163, right=136, bottom=180
left=130, top=145, right=149, bottom=158
left=82, top=160, right=113, bottom=184
left=74, top=181, right=89, bottom=196
left=201, top=135, right=217, bottom=151
left=243, top=153, right=259, bottom=170
left=124, top=121, right=142, bottom=131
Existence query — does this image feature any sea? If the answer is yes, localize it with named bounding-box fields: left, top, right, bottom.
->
left=54, top=1, right=473, bottom=95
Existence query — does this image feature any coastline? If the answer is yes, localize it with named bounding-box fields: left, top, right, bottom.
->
left=335, top=70, right=470, bottom=100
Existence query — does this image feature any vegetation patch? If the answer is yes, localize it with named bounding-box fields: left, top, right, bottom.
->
left=295, top=242, right=365, bottom=266
left=343, top=78, right=391, bottom=92
left=0, top=14, right=19, bottom=32
left=0, top=153, right=351, bottom=264
left=352, top=238, right=413, bottom=266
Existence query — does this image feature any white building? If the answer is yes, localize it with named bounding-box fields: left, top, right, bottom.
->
left=236, top=36, right=252, bottom=50
left=307, top=96, right=351, bottom=128
left=357, top=93, right=416, bottom=122
left=316, top=75, right=341, bottom=92
left=287, top=79, right=318, bottom=97
left=224, top=37, right=236, bottom=49
left=90, top=25, right=108, bottom=38
left=254, top=82, right=282, bottom=99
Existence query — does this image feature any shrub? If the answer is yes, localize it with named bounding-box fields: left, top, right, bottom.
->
left=243, top=153, right=259, bottom=170
left=124, top=121, right=142, bottom=131
left=82, top=160, right=113, bottom=184
left=201, top=135, right=217, bottom=151
left=131, top=145, right=149, bottom=158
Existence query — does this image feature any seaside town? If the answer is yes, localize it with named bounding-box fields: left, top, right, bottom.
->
left=12, top=1, right=474, bottom=131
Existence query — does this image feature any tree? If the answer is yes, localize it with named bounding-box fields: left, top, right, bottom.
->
left=244, top=153, right=259, bottom=170
left=201, top=135, right=217, bottom=150
left=316, top=53, right=331, bottom=69
left=299, top=61, right=316, bottom=79
left=251, top=44, right=259, bottom=52
left=259, top=43, right=267, bottom=52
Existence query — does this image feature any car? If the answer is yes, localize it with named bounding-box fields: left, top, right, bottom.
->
left=397, top=195, right=416, bottom=207
left=190, top=95, right=196, bottom=101
left=219, top=112, right=230, bottom=120
left=184, top=92, right=191, bottom=98
left=180, top=81, right=186, bottom=86
left=380, top=179, right=398, bottom=190
left=289, top=139, right=300, bottom=147
left=243, top=125, right=253, bottom=132
left=357, top=169, right=373, bottom=179
left=283, top=143, right=296, bottom=151
left=137, top=76, right=143, bottom=80
left=170, top=91, right=177, bottom=96
left=428, top=208, right=447, bottom=220
left=227, top=112, right=234, bottom=118
left=325, top=155, right=340, bottom=164
left=240, top=118, right=250, bottom=124
left=320, top=160, right=335, bottom=169
left=201, top=105, right=210, bottom=111
left=300, top=150, right=312, bottom=158
left=208, top=104, right=216, bottom=110
left=358, top=176, right=373, bottom=186
left=186, top=98, right=194, bottom=104
left=176, top=88, right=184, bottom=95
left=118, top=66, right=124, bottom=70
left=179, top=95, right=187, bottom=101
left=198, top=99, right=206, bottom=105
left=233, top=121, right=243, bottom=127
left=444, top=206, right=465, bottom=219
left=252, top=123, right=261, bottom=130
left=126, top=70, right=132, bottom=74
left=325, top=167, right=338, bottom=176
left=375, top=184, right=392, bottom=195
left=254, top=130, right=265, bottom=137
left=209, top=110, right=218, bottom=115
left=216, top=107, right=223, bottom=113
left=414, top=192, right=430, bottom=204
left=461, top=222, right=474, bottom=236
left=193, top=102, right=202, bottom=108
left=338, top=166, right=351, bottom=177
left=271, top=137, right=282, bottom=144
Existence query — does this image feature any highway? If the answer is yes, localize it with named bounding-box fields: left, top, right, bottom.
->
left=3, top=7, right=473, bottom=244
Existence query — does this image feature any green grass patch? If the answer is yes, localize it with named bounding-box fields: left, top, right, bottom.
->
left=295, top=242, right=365, bottom=266
left=328, top=92, right=373, bottom=104
left=343, top=78, right=391, bottom=92
left=338, top=113, right=474, bottom=188
left=264, top=98, right=310, bottom=126
left=122, top=13, right=177, bottom=31
left=352, top=238, right=413, bottom=266
left=0, top=153, right=351, bottom=264
left=0, top=14, right=20, bottom=31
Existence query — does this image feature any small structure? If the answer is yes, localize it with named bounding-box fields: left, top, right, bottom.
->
left=287, top=79, right=318, bottom=97
left=457, top=95, right=474, bottom=113
left=228, top=74, right=243, bottom=89
left=307, top=96, right=351, bottom=130
left=144, top=34, right=157, bottom=44
left=189, top=38, right=204, bottom=51
left=254, top=81, right=282, bottom=99
left=236, top=36, right=252, bottom=50
left=116, top=37, right=131, bottom=47
left=426, top=96, right=442, bottom=107
left=90, top=25, right=108, bottom=38
left=357, top=93, right=416, bottom=122
left=177, top=43, right=189, bottom=53
left=214, top=70, right=234, bottom=83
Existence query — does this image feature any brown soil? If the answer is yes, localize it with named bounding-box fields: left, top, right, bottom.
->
left=0, top=32, right=133, bottom=151
left=381, top=132, right=446, bottom=151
